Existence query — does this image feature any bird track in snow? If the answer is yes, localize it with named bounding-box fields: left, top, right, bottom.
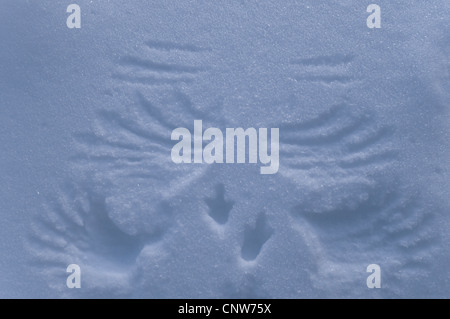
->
left=28, top=40, right=437, bottom=298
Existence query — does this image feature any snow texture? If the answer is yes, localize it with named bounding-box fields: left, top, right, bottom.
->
left=0, top=1, right=449, bottom=298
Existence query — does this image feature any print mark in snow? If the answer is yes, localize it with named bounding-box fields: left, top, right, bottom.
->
left=291, top=186, right=436, bottom=295
left=290, top=54, right=358, bottom=85
left=145, top=40, right=211, bottom=52
left=241, top=212, right=273, bottom=261
left=113, top=40, right=211, bottom=86
left=205, top=184, right=234, bottom=225
left=73, top=90, right=214, bottom=185
left=280, top=103, right=397, bottom=173
left=29, top=188, right=161, bottom=265
left=27, top=185, right=167, bottom=295
left=290, top=54, right=355, bottom=67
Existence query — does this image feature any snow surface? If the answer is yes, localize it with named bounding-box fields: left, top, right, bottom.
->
left=0, top=1, right=449, bottom=298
